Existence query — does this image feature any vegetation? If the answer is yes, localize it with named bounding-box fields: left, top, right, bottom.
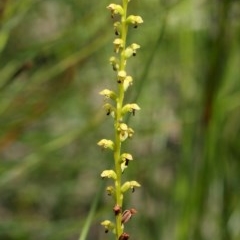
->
left=0, top=0, right=240, bottom=240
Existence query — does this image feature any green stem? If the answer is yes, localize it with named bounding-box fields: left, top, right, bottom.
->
left=113, top=1, right=129, bottom=239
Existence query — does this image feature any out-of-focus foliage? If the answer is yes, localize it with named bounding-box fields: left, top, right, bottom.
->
left=0, top=0, right=240, bottom=239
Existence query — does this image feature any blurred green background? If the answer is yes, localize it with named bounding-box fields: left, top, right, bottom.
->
left=0, top=0, right=240, bottom=239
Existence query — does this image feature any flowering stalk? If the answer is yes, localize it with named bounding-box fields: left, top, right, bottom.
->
left=98, top=0, right=143, bottom=239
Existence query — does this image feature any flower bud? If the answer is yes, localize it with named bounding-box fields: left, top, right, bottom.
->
left=109, top=56, right=119, bottom=71
left=118, top=123, right=129, bottom=142
left=121, top=162, right=128, bottom=173
left=123, top=76, right=133, bottom=91
left=107, top=4, right=124, bottom=17
left=101, top=170, right=117, bottom=180
left=113, top=21, right=121, bottom=36
left=127, top=127, right=134, bottom=138
left=113, top=38, right=124, bottom=53
left=117, top=70, right=127, bottom=83
left=120, top=153, right=133, bottom=163
left=126, top=15, right=143, bottom=28
left=120, top=153, right=133, bottom=172
left=97, top=139, right=114, bottom=150
left=121, top=181, right=131, bottom=192
left=101, top=220, right=115, bottom=233
left=103, top=103, right=116, bottom=117
left=113, top=204, right=121, bottom=215
left=124, top=43, right=140, bottom=58
left=123, top=47, right=134, bottom=59
left=106, top=186, right=115, bottom=196
left=119, top=123, right=128, bottom=131
left=130, top=43, right=140, bottom=56
left=122, top=103, right=140, bottom=116
left=121, top=208, right=137, bottom=224
left=99, top=89, right=117, bottom=101
left=119, top=233, right=130, bottom=240
left=121, top=180, right=141, bottom=193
